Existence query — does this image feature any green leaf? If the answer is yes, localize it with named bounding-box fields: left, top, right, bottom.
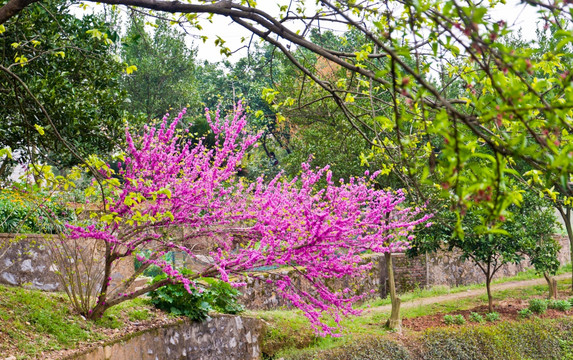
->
left=34, top=124, right=45, bottom=135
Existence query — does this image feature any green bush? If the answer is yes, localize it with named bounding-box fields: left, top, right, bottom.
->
left=421, top=318, right=573, bottom=359
left=485, top=312, right=500, bottom=322
left=444, top=314, right=466, bottom=325
left=278, top=336, right=410, bottom=360
left=148, top=270, right=243, bottom=321
left=529, top=299, right=548, bottom=314
left=548, top=300, right=571, bottom=312
left=518, top=308, right=533, bottom=319
left=469, top=312, right=485, bottom=323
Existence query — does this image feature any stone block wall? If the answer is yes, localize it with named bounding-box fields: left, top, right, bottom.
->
left=427, top=235, right=572, bottom=286
left=0, top=233, right=134, bottom=293
left=1, top=232, right=571, bottom=310
left=238, top=254, right=383, bottom=310
left=67, top=315, right=265, bottom=360
left=379, top=253, right=427, bottom=297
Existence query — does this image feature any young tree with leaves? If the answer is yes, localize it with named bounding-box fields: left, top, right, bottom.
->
left=412, top=189, right=558, bottom=312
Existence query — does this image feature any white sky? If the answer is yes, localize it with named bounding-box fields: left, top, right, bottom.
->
left=189, top=0, right=544, bottom=62
left=74, top=0, right=545, bottom=62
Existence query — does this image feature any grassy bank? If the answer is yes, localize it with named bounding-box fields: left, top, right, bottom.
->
left=0, top=285, right=162, bottom=358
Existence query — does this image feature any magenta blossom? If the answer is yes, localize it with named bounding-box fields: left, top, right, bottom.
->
left=65, top=102, right=431, bottom=335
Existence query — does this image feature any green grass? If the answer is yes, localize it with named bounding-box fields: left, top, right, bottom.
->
left=0, top=285, right=160, bottom=358
left=0, top=285, right=98, bottom=357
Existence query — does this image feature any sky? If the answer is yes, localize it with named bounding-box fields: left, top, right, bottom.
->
left=188, top=0, right=544, bottom=63
left=74, top=0, right=546, bottom=63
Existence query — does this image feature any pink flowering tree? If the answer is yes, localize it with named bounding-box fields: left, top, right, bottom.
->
left=60, top=102, right=431, bottom=334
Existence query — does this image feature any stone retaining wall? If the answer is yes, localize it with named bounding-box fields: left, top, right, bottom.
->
left=0, top=233, right=134, bottom=292
left=1, top=233, right=571, bottom=309
left=66, top=315, right=265, bottom=360
left=427, top=235, right=571, bottom=286
left=380, top=253, right=428, bottom=297
left=237, top=254, right=383, bottom=310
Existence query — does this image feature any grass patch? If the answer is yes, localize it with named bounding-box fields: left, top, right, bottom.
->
left=0, top=285, right=160, bottom=358
left=0, top=285, right=98, bottom=357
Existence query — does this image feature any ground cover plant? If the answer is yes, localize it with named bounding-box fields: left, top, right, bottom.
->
left=548, top=299, right=572, bottom=312
left=529, top=299, right=548, bottom=314
left=469, top=312, right=485, bottom=323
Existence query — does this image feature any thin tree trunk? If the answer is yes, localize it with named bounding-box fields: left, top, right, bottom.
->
left=544, top=272, right=558, bottom=299
left=557, top=206, right=573, bottom=290
left=486, top=262, right=493, bottom=313
left=384, top=252, right=401, bottom=330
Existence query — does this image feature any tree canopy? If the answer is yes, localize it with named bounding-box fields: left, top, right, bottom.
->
left=0, top=0, right=129, bottom=172
left=2, top=0, right=572, bottom=232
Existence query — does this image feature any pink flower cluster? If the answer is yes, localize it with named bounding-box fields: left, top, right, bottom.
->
left=68, top=102, right=431, bottom=334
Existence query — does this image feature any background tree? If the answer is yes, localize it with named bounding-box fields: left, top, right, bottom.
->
left=411, top=189, right=558, bottom=312
left=121, top=13, right=199, bottom=121
left=0, top=0, right=129, bottom=172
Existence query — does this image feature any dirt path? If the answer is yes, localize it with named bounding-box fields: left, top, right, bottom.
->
left=369, top=273, right=571, bottom=313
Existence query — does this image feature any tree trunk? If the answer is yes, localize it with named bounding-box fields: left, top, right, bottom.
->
left=557, top=206, right=573, bottom=290
left=384, top=252, right=401, bottom=331
left=486, top=262, right=494, bottom=313
left=544, top=272, right=558, bottom=299
left=87, top=303, right=108, bottom=320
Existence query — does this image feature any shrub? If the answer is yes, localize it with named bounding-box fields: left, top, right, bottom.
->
left=469, top=312, right=485, bottom=323
left=529, top=299, right=548, bottom=314
left=444, top=314, right=466, bottom=325
left=148, top=270, right=243, bottom=321
left=485, top=312, right=500, bottom=322
left=277, top=335, right=411, bottom=360
left=421, top=318, right=573, bottom=360
left=518, top=308, right=533, bottom=319
left=548, top=300, right=571, bottom=312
